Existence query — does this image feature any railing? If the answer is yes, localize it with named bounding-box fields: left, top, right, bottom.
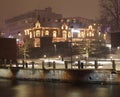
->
left=0, top=59, right=120, bottom=72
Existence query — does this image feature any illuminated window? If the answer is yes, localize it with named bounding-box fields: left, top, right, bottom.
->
left=87, top=32, right=89, bottom=37
left=88, top=25, right=93, bottom=30
left=61, top=23, right=68, bottom=30
left=78, top=33, right=80, bottom=37
left=68, top=31, right=71, bottom=38
left=36, top=30, right=40, bottom=37
left=99, top=31, right=101, bottom=36
left=89, top=31, right=92, bottom=37
left=30, top=32, right=32, bottom=38
left=73, top=19, right=76, bottom=23
left=61, top=26, right=64, bottom=29
left=24, top=30, right=26, bottom=35
left=67, top=19, right=70, bottom=22
left=24, top=30, right=29, bottom=35
left=82, top=32, right=85, bottom=38
left=62, top=30, right=67, bottom=38
left=45, top=30, right=49, bottom=36
left=53, top=31, right=57, bottom=37
left=34, top=38, right=40, bottom=47
left=104, top=34, right=106, bottom=40
left=65, top=26, right=68, bottom=29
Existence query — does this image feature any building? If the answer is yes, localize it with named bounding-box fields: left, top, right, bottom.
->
left=24, top=20, right=106, bottom=48
left=4, top=7, right=94, bottom=40
left=4, top=7, right=63, bottom=38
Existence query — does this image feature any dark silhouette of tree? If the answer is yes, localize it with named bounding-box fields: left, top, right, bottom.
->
left=99, top=0, right=120, bottom=31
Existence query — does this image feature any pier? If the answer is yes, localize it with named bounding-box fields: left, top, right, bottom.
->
left=0, top=59, right=119, bottom=71
left=0, top=59, right=120, bottom=84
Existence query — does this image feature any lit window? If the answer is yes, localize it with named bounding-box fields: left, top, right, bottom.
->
left=82, top=32, right=85, bottom=38
left=45, top=30, right=49, bottom=36
left=73, top=19, right=76, bottom=23
left=30, top=32, right=32, bottom=38
left=104, top=34, right=106, bottom=39
left=78, top=33, right=80, bottom=37
left=53, top=31, right=57, bottom=37
left=87, top=33, right=89, bottom=37
left=36, top=30, right=40, bottom=37
left=65, top=26, right=68, bottom=30
left=99, top=31, right=101, bottom=36
left=34, top=38, right=40, bottom=47
left=61, top=26, right=64, bottom=29
left=62, top=30, right=67, bottom=38
left=61, top=23, right=68, bottom=30
left=88, top=25, right=93, bottom=30
left=68, top=31, right=71, bottom=38
left=89, top=31, right=92, bottom=37
left=24, top=30, right=27, bottom=35
left=67, top=19, right=70, bottom=22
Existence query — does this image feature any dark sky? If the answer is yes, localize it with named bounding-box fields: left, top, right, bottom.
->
left=0, top=0, right=100, bottom=26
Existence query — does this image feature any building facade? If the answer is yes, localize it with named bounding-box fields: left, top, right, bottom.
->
left=24, top=20, right=106, bottom=48
left=4, top=7, right=63, bottom=38
left=4, top=7, right=94, bottom=40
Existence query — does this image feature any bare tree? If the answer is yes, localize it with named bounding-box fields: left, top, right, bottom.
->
left=99, top=0, right=120, bottom=31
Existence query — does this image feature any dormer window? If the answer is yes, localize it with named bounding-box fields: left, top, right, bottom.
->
left=35, top=21, right=41, bottom=28
left=61, top=23, right=68, bottom=30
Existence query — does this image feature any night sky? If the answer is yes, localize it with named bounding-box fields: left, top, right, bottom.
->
left=0, top=0, right=100, bottom=26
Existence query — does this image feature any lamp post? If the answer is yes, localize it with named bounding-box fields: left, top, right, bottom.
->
left=54, top=44, right=56, bottom=56
left=17, top=32, right=22, bottom=58
left=70, top=37, right=73, bottom=69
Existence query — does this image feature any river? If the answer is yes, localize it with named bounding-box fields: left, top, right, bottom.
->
left=0, top=79, right=120, bottom=97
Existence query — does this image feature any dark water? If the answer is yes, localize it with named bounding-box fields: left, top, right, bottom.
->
left=0, top=79, right=120, bottom=97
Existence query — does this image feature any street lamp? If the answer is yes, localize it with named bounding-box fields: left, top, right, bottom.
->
left=54, top=44, right=56, bottom=55
left=17, top=32, right=22, bottom=58
left=117, top=46, right=120, bottom=59
left=43, top=55, right=47, bottom=59
left=69, top=28, right=73, bottom=69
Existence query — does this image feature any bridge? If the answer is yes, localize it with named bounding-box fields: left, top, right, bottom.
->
left=0, top=59, right=120, bottom=83
left=0, top=59, right=119, bottom=71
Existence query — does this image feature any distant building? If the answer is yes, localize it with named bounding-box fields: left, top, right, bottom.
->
left=4, top=7, right=94, bottom=39
left=24, top=20, right=106, bottom=48
left=4, top=7, right=63, bottom=38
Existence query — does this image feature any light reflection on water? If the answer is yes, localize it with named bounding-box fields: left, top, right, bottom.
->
left=0, top=79, right=120, bottom=97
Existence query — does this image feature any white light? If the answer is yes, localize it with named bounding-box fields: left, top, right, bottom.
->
left=43, top=55, right=46, bottom=58
left=71, top=29, right=80, bottom=33
left=16, top=39, right=19, bottom=42
left=76, top=56, right=79, bottom=59
left=58, top=56, right=61, bottom=58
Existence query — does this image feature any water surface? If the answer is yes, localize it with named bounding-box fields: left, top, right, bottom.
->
left=0, top=79, right=120, bottom=97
